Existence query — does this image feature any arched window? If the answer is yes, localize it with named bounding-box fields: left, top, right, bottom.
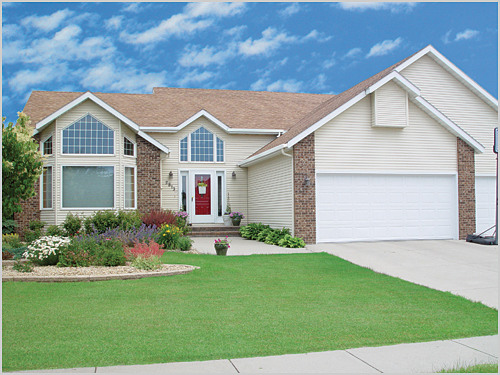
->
left=62, top=114, right=114, bottom=154
left=180, top=127, right=224, bottom=162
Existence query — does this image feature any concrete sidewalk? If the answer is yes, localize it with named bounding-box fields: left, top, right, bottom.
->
left=9, top=335, right=498, bottom=373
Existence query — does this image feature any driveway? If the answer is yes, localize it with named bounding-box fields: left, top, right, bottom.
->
left=307, top=240, right=498, bottom=309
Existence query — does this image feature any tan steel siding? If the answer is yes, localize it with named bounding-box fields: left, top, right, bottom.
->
left=247, top=154, right=294, bottom=230
left=372, top=81, right=408, bottom=128
left=400, top=55, right=497, bottom=175
left=315, top=95, right=457, bottom=172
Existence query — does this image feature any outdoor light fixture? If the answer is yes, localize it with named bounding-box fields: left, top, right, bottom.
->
left=232, top=171, right=236, bottom=178
left=304, top=176, right=311, bottom=186
left=169, top=171, right=173, bottom=177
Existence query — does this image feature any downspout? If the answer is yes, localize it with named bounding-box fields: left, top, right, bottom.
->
left=281, top=147, right=294, bottom=237
left=281, top=148, right=292, bottom=158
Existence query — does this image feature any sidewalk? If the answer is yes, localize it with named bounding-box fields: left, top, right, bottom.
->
left=8, top=335, right=498, bottom=373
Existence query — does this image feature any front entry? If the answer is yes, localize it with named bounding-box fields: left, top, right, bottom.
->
left=181, top=170, right=225, bottom=224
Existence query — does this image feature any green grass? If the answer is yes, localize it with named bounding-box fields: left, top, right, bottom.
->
left=2, top=252, right=498, bottom=371
left=439, top=363, right=498, bottom=373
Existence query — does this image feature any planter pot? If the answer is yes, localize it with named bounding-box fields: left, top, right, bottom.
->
left=231, top=217, right=242, bottom=226
left=214, top=244, right=228, bottom=256
left=223, top=215, right=232, bottom=226
left=198, top=186, right=206, bottom=195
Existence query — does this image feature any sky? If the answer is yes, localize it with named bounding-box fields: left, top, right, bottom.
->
left=2, top=2, right=498, bottom=124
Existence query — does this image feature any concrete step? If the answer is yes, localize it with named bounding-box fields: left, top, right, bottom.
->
left=189, top=230, right=241, bottom=237
left=190, top=226, right=240, bottom=232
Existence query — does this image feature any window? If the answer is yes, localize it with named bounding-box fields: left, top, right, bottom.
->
left=62, top=166, right=114, bottom=208
left=124, top=167, right=136, bottom=209
left=41, top=166, right=52, bottom=209
left=124, top=137, right=135, bottom=157
left=180, top=137, right=188, bottom=161
left=191, top=127, right=214, bottom=162
left=62, top=114, right=114, bottom=154
left=180, top=127, right=224, bottom=162
left=42, top=136, right=53, bottom=155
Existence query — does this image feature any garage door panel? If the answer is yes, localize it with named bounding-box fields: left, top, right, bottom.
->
left=475, top=176, right=496, bottom=235
left=317, top=173, right=458, bottom=242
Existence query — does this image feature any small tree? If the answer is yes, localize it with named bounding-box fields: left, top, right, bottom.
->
left=2, top=112, right=44, bottom=219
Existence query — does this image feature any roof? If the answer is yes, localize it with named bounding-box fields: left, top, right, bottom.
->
left=23, top=87, right=333, bottom=131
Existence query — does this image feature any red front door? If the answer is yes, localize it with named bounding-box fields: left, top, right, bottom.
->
left=195, top=174, right=211, bottom=215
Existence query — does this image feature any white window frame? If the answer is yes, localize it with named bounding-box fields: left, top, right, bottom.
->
left=123, top=136, right=136, bottom=158
left=60, top=164, right=116, bottom=210
left=179, top=127, right=225, bottom=163
left=124, top=166, right=137, bottom=209
left=40, top=165, right=53, bottom=210
left=41, top=134, right=53, bottom=156
left=60, top=113, right=115, bottom=157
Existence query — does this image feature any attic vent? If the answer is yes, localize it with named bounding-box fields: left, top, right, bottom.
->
left=371, top=81, right=408, bottom=128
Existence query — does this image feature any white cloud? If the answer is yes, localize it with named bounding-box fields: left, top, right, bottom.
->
left=185, top=2, right=246, bottom=18
left=224, top=25, right=247, bottom=37
left=177, top=70, right=215, bottom=86
left=455, top=29, right=480, bottom=41
left=280, top=3, right=301, bottom=17
left=312, top=73, right=328, bottom=91
left=250, top=78, right=303, bottom=92
left=344, top=47, right=362, bottom=59
left=178, top=44, right=236, bottom=67
left=302, top=29, right=332, bottom=43
left=2, top=24, right=21, bottom=38
left=9, top=65, right=66, bottom=93
left=20, top=9, right=74, bottom=32
left=366, top=37, right=403, bottom=58
left=81, top=62, right=168, bottom=92
left=238, top=27, right=297, bottom=57
left=338, top=2, right=417, bottom=13
left=105, top=15, right=124, bottom=30
left=122, top=3, right=141, bottom=13
left=442, top=30, right=453, bottom=44
left=322, top=53, right=337, bottom=69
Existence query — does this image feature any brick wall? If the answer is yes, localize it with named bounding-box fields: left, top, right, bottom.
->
left=293, top=133, right=316, bottom=244
left=136, top=135, right=162, bottom=213
left=457, top=137, right=476, bottom=239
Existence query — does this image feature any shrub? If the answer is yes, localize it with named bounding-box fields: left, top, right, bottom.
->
left=239, top=223, right=270, bottom=240
left=58, top=237, right=98, bottom=267
left=277, top=234, right=306, bottom=248
left=13, top=260, right=33, bottom=273
left=3, top=246, right=28, bottom=260
left=29, top=220, right=46, bottom=231
left=174, top=211, right=190, bottom=235
left=23, top=236, right=70, bottom=266
left=2, top=219, right=17, bottom=234
left=177, top=236, right=193, bottom=251
left=62, top=213, right=83, bottom=236
left=125, top=240, right=164, bottom=260
left=117, top=210, right=144, bottom=230
left=156, top=224, right=182, bottom=249
left=265, top=228, right=291, bottom=245
left=142, top=209, right=177, bottom=228
left=2, top=250, right=13, bottom=260
left=46, top=225, right=66, bottom=237
left=24, top=220, right=46, bottom=243
left=97, top=224, right=158, bottom=247
left=257, top=228, right=273, bottom=242
left=132, top=255, right=163, bottom=271
left=2, top=233, right=22, bottom=248
left=95, top=238, right=126, bottom=266
left=83, top=211, right=120, bottom=234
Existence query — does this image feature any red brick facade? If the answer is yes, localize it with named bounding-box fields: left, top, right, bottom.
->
left=136, top=135, right=162, bottom=213
left=293, top=133, right=316, bottom=244
left=14, top=178, right=41, bottom=236
left=457, top=137, right=476, bottom=239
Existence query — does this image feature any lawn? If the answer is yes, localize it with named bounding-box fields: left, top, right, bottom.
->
left=2, top=252, right=498, bottom=371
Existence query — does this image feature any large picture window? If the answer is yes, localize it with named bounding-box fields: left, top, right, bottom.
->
left=180, top=127, right=224, bottom=162
left=41, top=166, right=52, bottom=209
left=62, top=114, right=114, bottom=154
left=62, top=166, right=114, bottom=208
left=124, top=167, right=136, bottom=209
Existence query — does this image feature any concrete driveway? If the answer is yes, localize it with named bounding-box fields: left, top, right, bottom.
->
left=307, top=240, right=498, bottom=309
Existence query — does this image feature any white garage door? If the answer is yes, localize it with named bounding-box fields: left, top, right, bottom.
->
left=476, top=176, right=496, bottom=235
left=317, top=173, right=458, bottom=242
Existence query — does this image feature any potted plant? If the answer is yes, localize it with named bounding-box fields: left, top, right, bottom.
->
left=214, top=236, right=231, bottom=256
left=197, top=181, right=207, bottom=195
left=223, top=203, right=232, bottom=226
left=229, top=211, right=244, bottom=226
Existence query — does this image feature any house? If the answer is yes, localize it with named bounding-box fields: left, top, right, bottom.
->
left=17, top=45, right=498, bottom=244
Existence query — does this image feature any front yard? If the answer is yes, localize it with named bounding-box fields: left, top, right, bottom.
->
left=2, top=252, right=498, bottom=372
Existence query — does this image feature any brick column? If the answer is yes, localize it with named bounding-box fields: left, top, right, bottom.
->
left=457, top=137, right=475, bottom=239
left=14, top=178, right=41, bottom=236
left=136, top=135, right=162, bottom=213
left=293, top=133, right=316, bottom=244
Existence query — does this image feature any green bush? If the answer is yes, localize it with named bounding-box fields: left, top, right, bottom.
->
left=2, top=219, right=17, bottom=234
left=58, top=237, right=126, bottom=267
left=239, top=223, right=271, bottom=240
left=264, top=228, right=291, bottom=245
left=29, top=220, right=46, bottom=231
left=177, top=236, right=193, bottom=251
left=156, top=224, right=183, bottom=250
left=117, top=210, right=143, bottom=230
left=132, top=255, right=162, bottom=270
left=83, top=211, right=119, bottom=234
left=3, top=246, right=28, bottom=260
left=2, top=233, right=22, bottom=248
left=62, top=213, right=83, bottom=236
left=257, top=228, right=273, bottom=242
left=24, top=236, right=70, bottom=266
left=46, top=225, right=66, bottom=237
left=24, top=229, right=42, bottom=243
left=95, top=239, right=126, bottom=266
left=278, top=234, right=306, bottom=248
left=12, top=260, right=33, bottom=273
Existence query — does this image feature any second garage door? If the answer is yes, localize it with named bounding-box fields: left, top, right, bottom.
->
left=316, top=173, right=458, bottom=242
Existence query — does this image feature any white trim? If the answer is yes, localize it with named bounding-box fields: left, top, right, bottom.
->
left=60, top=165, right=116, bottom=210
left=137, top=131, right=170, bottom=154
left=41, top=134, right=53, bottom=156
left=40, top=165, right=53, bottom=210
left=124, top=166, right=137, bottom=210
left=412, top=96, right=485, bottom=153
left=476, top=174, right=496, bottom=177
left=123, top=136, right=136, bottom=158
left=238, top=144, right=287, bottom=167
left=364, top=71, right=421, bottom=97
left=286, top=91, right=367, bottom=148
left=395, top=45, right=498, bottom=110
left=316, top=169, right=458, bottom=176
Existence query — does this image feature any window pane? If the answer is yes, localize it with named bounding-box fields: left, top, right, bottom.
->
left=62, top=114, right=114, bottom=154
left=124, top=167, right=135, bottom=208
left=43, top=137, right=53, bottom=155
left=180, top=137, right=188, bottom=161
left=217, top=137, right=224, bottom=162
left=124, top=137, right=134, bottom=156
left=42, top=167, right=52, bottom=209
left=62, top=166, right=114, bottom=208
left=191, top=127, right=213, bottom=162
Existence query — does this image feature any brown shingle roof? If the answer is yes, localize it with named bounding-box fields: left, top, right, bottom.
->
left=249, top=48, right=423, bottom=157
left=23, top=87, right=333, bottom=130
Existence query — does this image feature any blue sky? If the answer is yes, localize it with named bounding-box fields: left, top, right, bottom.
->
left=2, top=2, right=498, bottom=124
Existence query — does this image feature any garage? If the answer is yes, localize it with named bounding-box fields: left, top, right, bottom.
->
left=475, top=176, right=497, bottom=235
left=316, top=173, right=458, bottom=243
